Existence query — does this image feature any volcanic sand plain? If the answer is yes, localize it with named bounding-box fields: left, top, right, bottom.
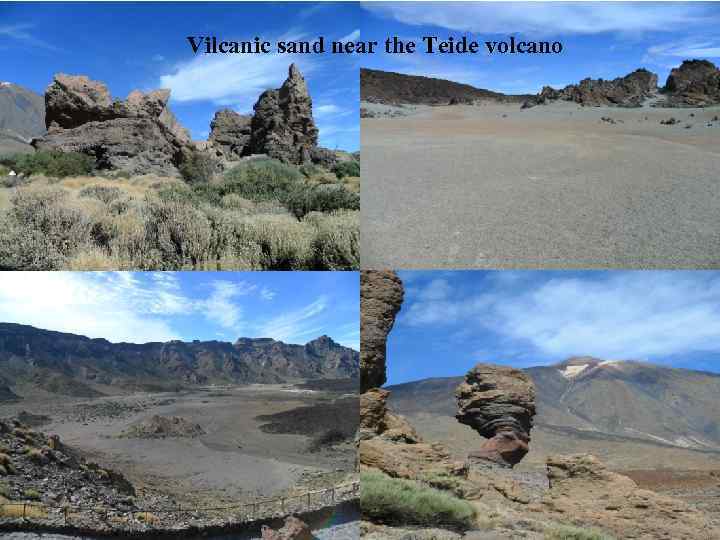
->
left=0, top=383, right=357, bottom=509
left=361, top=101, right=720, bottom=269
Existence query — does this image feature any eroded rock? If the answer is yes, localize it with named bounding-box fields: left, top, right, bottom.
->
left=664, top=59, right=720, bottom=107
left=261, top=516, right=314, bottom=540
left=360, top=270, right=404, bottom=393
left=455, top=364, right=536, bottom=468
left=208, top=109, right=252, bottom=160
left=248, top=64, right=319, bottom=164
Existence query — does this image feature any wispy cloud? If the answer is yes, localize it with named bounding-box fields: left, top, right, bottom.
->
left=338, top=29, right=360, bottom=43
left=647, top=38, right=720, bottom=59
left=401, top=272, right=720, bottom=360
left=363, top=2, right=716, bottom=36
left=159, top=31, right=320, bottom=110
left=0, top=22, right=60, bottom=51
left=260, top=296, right=329, bottom=343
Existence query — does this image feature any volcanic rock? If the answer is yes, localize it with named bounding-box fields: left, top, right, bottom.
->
left=531, top=68, right=658, bottom=107
left=248, top=64, right=319, bottom=164
left=360, top=270, right=404, bottom=393
left=541, top=454, right=715, bottom=539
left=261, top=516, right=313, bottom=540
left=664, top=59, right=720, bottom=107
left=208, top=109, right=252, bottom=160
left=120, top=415, right=205, bottom=439
left=455, top=364, right=536, bottom=468
left=34, top=74, right=192, bottom=176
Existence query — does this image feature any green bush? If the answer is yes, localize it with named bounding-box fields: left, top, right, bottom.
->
left=179, top=152, right=216, bottom=184
left=0, top=164, right=9, bottom=176
left=299, top=163, right=322, bottom=178
left=544, top=525, right=616, bottom=540
left=2, top=151, right=94, bottom=178
left=223, top=159, right=301, bottom=202
left=332, top=160, right=360, bottom=179
left=285, top=184, right=360, bottom=219
left=361, top=471, right=476, bottom=529
left=22, top=488, right=41, bottom=501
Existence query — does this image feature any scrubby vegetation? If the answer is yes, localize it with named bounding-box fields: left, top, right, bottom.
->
left=544, top=525, right=616, bottom=540
left=1, top=151, right=94, bottom=178
left=361, top=471, right=476, bottom=529
left=0, top=157, right=360, bottom=270
left=332, top=160, right=360, bottom=179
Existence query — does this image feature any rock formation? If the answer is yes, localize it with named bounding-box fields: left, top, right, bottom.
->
left=247, top=64, right=320, bottom=165
left=207, top=109, right=252, bottom=160
left=539, top=454, right=715, bottom=539
left=531, top=68, right=658, bottom=107
left=261, top=516, right=313, bottom=540
left=360, top=270, right=404, bottom=393
left=663, top=59, right=720, bottom=107
left=34, top=74, right=193, bottom=176
left=455, top=364, right=536, bottom=468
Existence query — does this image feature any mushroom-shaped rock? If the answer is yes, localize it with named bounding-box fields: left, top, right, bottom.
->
left=455, top=364, right=536, bottom=468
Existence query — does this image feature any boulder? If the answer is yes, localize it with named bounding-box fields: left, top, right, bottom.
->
left=455, top=364, right=536, bottom=468
left=35, top=73, right=192, bottom=176
left=540, top=454, right=715, bottom=539
left=360, top=270, right=404, bottom=393
left=261, top=516, right=313, bottom=540
left=208, top=109, right=252, bottom=160
left=248, top=64, right=319, bottom=164
left=664, top=59, right=720, bottom=107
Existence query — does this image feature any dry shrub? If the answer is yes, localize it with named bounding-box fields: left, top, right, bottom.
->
left=305, top=210, right=359, bottom=270
left=0, top=502, right=47, bottom=519
left=232, top=214, right=315, bottom=269
left=67, top=246, right=120, bottom=270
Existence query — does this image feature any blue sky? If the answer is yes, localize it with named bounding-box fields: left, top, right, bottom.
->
left=0, top=2, right=360, bottom=150
left=0, top=272, right=359, bottom=350
left=387, top=271, right=720, bottom=385
left=361, top=2, right=720, bottom=94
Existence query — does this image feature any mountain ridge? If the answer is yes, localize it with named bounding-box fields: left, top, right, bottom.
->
left=0, top=322, right=359, bottom=399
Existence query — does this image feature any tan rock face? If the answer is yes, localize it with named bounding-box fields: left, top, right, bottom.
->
left=665, top=59, right=720, bottom=106
left=360, top=270, right=404, bottom=393
left=455, top=364, right=536, bottom=468
left=541, top=454, right=716, bottom=539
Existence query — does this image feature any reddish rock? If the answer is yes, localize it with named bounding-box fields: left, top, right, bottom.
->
left=261, top=516, right=313, bottom=540
left=455, top=364, right=536, bottom=468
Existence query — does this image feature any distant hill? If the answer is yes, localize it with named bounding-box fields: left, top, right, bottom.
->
left=387, top=358, right=720, bottom=469
left=360, top=68, right=529, bottom=105
left=0, top=82, right=45, bottom=154
left=0, top=322, right=359, bottom=399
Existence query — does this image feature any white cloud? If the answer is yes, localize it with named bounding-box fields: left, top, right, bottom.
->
left=259, top=296, right=329, bottom=343
left=315, top=104, right=343, bottom=116
left=0, top=22, right=59, bottom=51
left=159, top=34, right=319, bottom=109
left=647, top=39, right=720, bottom=59
left=402, top=273, right=720, bottom=360
left=363, top=2, right=716, bottom=36
left=199, top=280, right=254, bottom=332
left=0, top=273, right=180, bottom=343
left=338, top=29, right=360, bottom=43
left=260, top=287, right=276, bottom=301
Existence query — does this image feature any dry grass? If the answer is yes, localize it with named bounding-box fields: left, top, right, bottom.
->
left=0, top=171, right=359, bottom=270
left=0, top=502, right=48, bottom=519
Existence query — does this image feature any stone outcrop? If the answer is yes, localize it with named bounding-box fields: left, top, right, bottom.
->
left=455, top=364, right=536, bottom=468
left=663, top=59, right=720, bottom=107
left=538, top=454, right=715, bottom=539
left=261, top=516, right=313, bottom=540
left=247, top=64, right=320, bottom=165
left=529, top=68, right=658, bottom=108
left=208, top=109, right=252, bottom=160
left=360, top=270, right=404, bottom=393
left=34, top=74, right=193, bottom=176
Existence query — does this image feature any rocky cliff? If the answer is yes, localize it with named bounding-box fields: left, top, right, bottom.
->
left=663, top=59, right=720, bottom=107
left=531, top=68, right=658, bottom=107
left=0, top=323, right=359, bottom=399
left=33, top=74, right=193, bottom=176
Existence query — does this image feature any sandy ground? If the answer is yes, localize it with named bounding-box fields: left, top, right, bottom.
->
left=0, top=384, right=356, bottom=507
left=362, top=101, right=720, bottom=268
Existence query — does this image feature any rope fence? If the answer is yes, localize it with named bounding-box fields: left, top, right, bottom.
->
left=0, top=480, right=359, bottom=531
